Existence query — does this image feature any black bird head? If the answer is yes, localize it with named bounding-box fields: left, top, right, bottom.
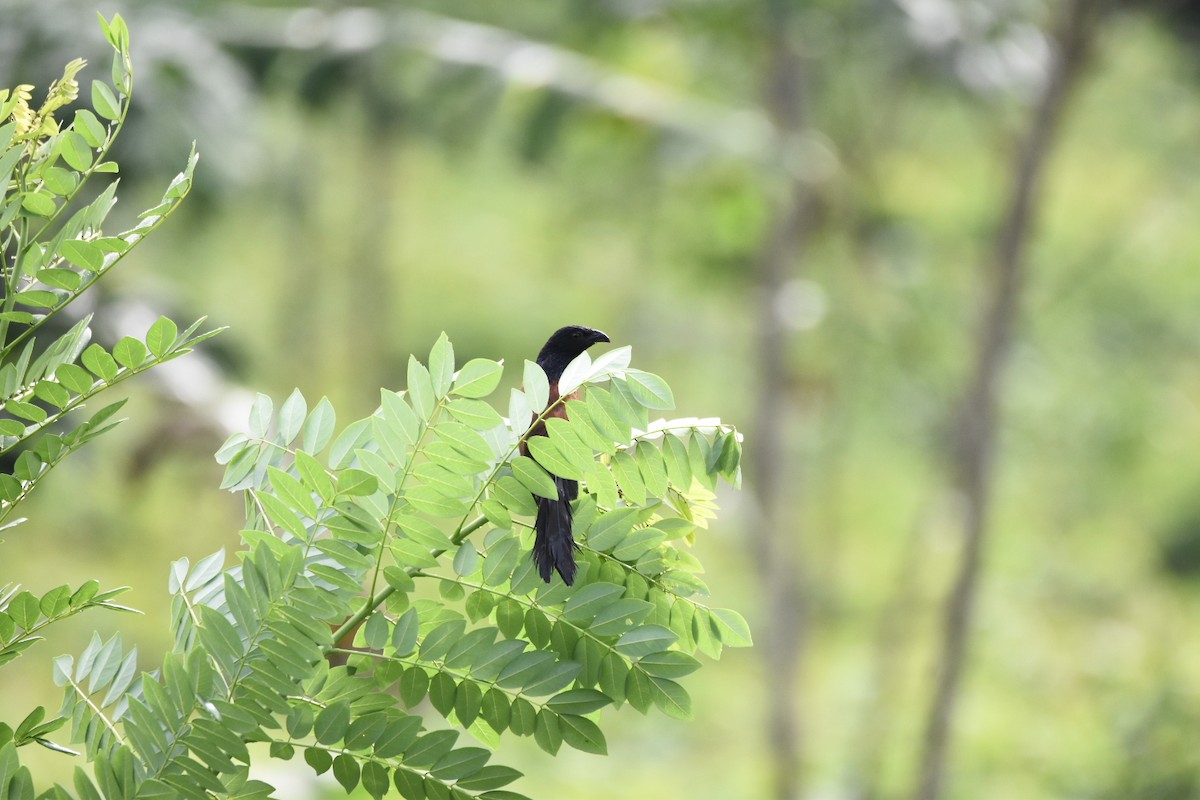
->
left=536, top=325, right=610, bottom=380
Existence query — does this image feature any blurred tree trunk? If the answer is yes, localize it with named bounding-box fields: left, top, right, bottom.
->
left=751, top=2, right=817, bottom=798
left=912, top=3, right=1106, bottom=799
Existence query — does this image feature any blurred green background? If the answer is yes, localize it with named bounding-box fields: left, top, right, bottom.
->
left=3, top=0, right=1200, bottom=798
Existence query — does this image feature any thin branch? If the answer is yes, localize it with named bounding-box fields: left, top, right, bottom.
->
left=210, top=5, right=779, bottom=162
left=327, top=514, right=488, bottom=647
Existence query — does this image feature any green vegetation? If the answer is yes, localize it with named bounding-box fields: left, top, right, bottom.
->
left=4, top=3, right=1200, bottom=800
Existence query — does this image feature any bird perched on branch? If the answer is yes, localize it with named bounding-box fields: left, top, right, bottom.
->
left=520, top=325, right=610, bottom=585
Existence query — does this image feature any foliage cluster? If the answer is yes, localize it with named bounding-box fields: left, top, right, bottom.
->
left=0, top=9, right=216, bottom=771
left=0, top=16, right=748, bottom=799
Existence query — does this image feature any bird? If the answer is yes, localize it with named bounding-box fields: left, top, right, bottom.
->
left=327, top=327, right=609, bottom=668
left=520, top=325, right=610, bottom=585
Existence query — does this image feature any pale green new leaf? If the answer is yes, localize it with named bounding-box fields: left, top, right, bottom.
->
left=708, top=607, right=753, bottom=648
left=428, top=333, right=455, bottom=399
left=522, top=361, right=548, bottom=412
left=451, top=359, right=503, bottom=399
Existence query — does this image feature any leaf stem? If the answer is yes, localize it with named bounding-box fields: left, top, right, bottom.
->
left=0, top=213, right=28, bottom=348
left=327, top=514, right=488, bottom=647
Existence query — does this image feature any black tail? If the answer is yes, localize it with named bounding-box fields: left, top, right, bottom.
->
left=532, top=476, right=579, bottom=585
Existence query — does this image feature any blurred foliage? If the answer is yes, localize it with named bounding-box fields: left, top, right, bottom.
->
left=2, top=0, right=1200, bottom=798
